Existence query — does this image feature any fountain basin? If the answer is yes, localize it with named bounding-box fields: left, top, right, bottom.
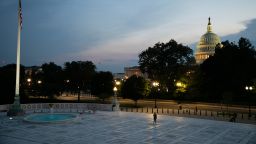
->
left=24, top=113, right=78, bottom=123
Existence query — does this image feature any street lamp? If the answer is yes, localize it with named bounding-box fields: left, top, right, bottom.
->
left=113, top=86, right=117, bottom=93
left=27, top=78, right=31, bottom=82
left=27, top=78, right=31, bottom=86
left=115, top=80, right=121, bottom=86
left=152, top=81, right=159, bottom=108
left=245, top=86, right=253, bottom=117
left=112, top=86, right=119, bottom=111
left=37, top=80, right=42, bottom=84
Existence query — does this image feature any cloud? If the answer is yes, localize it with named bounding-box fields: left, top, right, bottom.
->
left=222, top=18, right=256, bottom=46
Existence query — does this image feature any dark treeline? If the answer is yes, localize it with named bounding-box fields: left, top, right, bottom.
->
left=190, top=38, right=256, bottom=104
left=0, top=61, right=114, bottom=104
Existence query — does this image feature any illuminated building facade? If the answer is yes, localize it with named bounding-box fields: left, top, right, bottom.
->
left=195, top=17, right=222, bottom=64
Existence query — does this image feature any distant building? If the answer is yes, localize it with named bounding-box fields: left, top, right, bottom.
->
left=25, top=66, right=42, bottom=76
left=124, top=66, right=148, bottom=79
left=113, top=73, right=125, bottom=80
left=195, top=17, right=222, bottom=64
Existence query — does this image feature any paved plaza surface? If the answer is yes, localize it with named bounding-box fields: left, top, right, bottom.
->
left=0, top=111, right=256, bottom=144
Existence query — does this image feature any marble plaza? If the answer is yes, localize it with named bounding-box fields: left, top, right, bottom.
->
left=0, top=111, right=256, bottom=144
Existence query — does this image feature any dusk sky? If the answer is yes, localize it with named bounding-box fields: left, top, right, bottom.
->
left=0, top=0, right=256, bottom=73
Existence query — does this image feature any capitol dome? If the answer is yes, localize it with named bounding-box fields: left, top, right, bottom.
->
left=195, top=17, right=222, bottom=64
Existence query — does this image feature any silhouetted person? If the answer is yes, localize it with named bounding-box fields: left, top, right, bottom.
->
left=153, top=112, right=157, bottom=124
left=229, top=113, right=237, bottom=122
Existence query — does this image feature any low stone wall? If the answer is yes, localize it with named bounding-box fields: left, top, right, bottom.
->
left=0, top=103, right=112, bottom=113
left=0, top=104, right=9, bottom=112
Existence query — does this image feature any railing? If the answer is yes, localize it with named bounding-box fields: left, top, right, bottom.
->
left=120, top=107, right=256, bottom=123
left=0, top=103, right=112, bottom=113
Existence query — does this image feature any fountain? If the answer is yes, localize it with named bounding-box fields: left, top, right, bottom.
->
left=24, top=113, right=78, bottom=123
left=23, top=104, right=78, bottom=123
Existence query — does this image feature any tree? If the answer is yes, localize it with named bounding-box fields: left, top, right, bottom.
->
left=0, top=64, right=25, bottom=104
left=38, top=62, right=63, bottom=99
left=121, top=75, right=150, bottom=107
left=200, top=37, right=256, bottom=102
left=91, top=71, right=114, bottom=101
left=139, top=39, right=195, bottom=96
left=64, top=61, right=96, bottom=95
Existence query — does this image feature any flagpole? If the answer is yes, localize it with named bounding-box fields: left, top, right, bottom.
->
left=15, top=0, right=21, bottom=104
left=7, top=0, right=24, bottom=116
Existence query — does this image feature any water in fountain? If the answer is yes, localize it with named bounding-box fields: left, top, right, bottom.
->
left=50, top=107, right=54, bottom=113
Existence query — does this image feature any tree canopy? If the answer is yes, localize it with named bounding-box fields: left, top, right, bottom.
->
left=199, top=37, right=256, bottom=102
left=121, top=75, right=150, bottom=106
left=139, top=39, right=195, bottom=95
left=37, top=62, right=63, bottom=98
left=0, top=64, right=25, bottom=104
left=64, top=61, right=96, bottom=93
left=91, top=71, right=114, bottom=101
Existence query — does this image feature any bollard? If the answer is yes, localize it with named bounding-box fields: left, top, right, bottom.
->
left=136, top=107, right=138, bottom=112
left=157, top=108, right=158, bottom=113
left=162, top=108, right=164, bottom=114
left=152, top=108, right=153, bottom=113
left=189, top=109, right=190, bottom=115
left=167, top=109, right=169, bottom=114
left=200, top=110, right=201, bottom=116
left=211, top=111, right=213, bottom=116
left=147, top=107, right=148, bottom=113
left=178, top=109, right=179, bottom=114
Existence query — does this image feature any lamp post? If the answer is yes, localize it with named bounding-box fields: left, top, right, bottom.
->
left=113, top=86, right=117, bottom=100
left=78, top=86, right=80, bottom=102
left=112, top=80, right=121, bottom=111
left=113, top=86, right=119, bottom=111
left=152, top=81, right=159, bottom=108
left=27, top=78, right=31, bottom=86
left=115, top=80, right=121, bottom=86
left=37, top=80, right=42, bottom=84
left=114, top=80, right=121, bottom=99
left=245, top=86, right=253, bottom=118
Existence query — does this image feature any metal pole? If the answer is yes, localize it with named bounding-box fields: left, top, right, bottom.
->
left=14, top=0, right=22, bottom=105
left=7, top=0, right=24, bottom=116
left=154, top=96, right=157, bottom=108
